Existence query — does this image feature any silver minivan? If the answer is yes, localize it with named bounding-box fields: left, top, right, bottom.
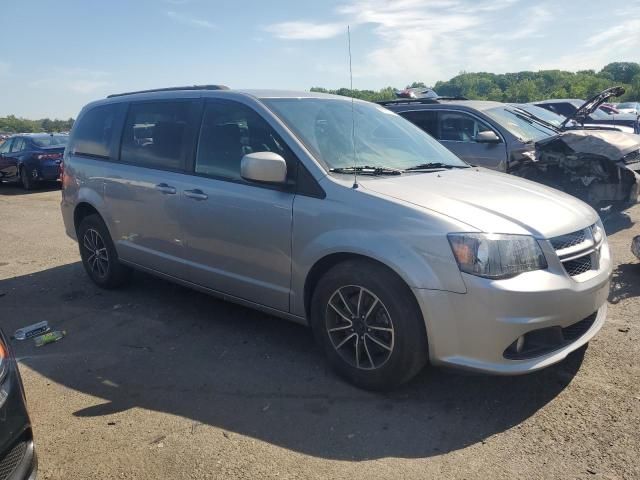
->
left=61, top=86, right=612, bottom=390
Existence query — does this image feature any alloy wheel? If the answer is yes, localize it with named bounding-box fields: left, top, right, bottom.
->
left=325, top=285, right=395, bottom=370
left=83, top=228, right=109, bottom=278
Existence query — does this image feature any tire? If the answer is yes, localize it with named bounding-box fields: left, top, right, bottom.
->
left=310, top=259, right=428, bottom=391
left=77, top=214, right=131, bottom=289
left=20, top=166, right=38, bottom=190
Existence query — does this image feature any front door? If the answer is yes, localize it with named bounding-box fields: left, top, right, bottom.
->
left=181, top=99, right=295, bottom=312
left=437, top=111, right=508, bottom=170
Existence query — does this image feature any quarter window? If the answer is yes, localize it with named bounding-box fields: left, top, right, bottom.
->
left=195, top=101, right=293, bottom=182
left=438, top=112, right=496, bottom=142
left=121, top=102, right=191, bottom=170
left=73, top=104, right=118, bottom=158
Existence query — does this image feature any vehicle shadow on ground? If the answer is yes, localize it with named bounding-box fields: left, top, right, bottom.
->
left=602, top=210, right=635, bottom=235
left=1, top=263, right=586, bottom=461
left=0, top=182, right=60, bottom=196
left=609, top=262, right=640, bottom=304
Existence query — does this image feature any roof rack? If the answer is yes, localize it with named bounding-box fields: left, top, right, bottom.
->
left=107, top=85, right=230, bottom=98
left=377, top=95, right=469, bottom=106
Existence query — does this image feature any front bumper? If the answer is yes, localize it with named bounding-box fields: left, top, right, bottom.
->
left=414, top=243, right=612, bottom=374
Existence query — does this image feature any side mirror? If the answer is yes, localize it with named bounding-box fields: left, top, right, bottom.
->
left=475, top=131, right=501, bottom=143
left=241, top=152, right=287, bottom=184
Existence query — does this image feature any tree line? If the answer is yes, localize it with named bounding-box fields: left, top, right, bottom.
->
left=311, top=62, right=640, bottom=104
left=0, top=115, right=74, bottom=134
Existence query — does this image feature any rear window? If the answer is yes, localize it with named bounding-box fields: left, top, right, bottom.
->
left=72, top=104, right=118, bottom=158
left=31, top=135, right=68, bottom=147
left=120, top=101, right=192, bottom=170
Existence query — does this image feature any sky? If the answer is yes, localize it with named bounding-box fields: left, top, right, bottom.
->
left=1, top=0, right=639, bottom=119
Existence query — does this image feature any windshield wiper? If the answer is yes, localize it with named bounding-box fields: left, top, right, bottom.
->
left=329, top=166, right=403, bottom=176
left=404, top=162, right=470, bottom=171
left=510, top=107, right=560, bottom=132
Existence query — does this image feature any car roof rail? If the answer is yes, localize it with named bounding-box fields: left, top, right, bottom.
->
left=107, top=85, right=230, bottom=98
left=377, top=95, right=468, bottom=106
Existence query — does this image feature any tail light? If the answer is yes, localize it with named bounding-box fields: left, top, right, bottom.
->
left=0, top=335, right=8, bottom=383
left=35, top=153, right=63, bottom=161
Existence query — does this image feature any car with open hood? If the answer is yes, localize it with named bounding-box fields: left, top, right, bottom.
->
left=62, top=87, right=611, bottom=390
left=382, top=97, right=640, bottom=212
left=532, top=86, right=640, bottom=134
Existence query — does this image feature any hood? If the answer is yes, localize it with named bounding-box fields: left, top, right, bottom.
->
left=359, top=168, right=597, bottom=238
left=537, top=130, right=640, bottom=160
left=562, top=86, right=626, bottom=128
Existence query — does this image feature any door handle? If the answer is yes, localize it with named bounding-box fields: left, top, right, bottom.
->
left=155, top=183, right=177, bottom=194
left=184, top=189, right=208, bottom=201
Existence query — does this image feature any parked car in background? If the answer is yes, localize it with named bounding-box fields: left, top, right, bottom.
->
left=0, top=133, right=68, bottom=189
left=616, top=102, right=640, bottom=116
left=532, top=86, right=640, bottom=134
left=62, top=86, right=611, bottom=390
left=600, top=103, right=620, bottom=115
left=382, top=97, right=640, bottom=211
left=0, top=329, right=38, bottom=480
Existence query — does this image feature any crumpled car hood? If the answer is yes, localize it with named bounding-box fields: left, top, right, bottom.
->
left=537, top=130, right=640, bottom=159
left=359, top=168, right=597, bottom=238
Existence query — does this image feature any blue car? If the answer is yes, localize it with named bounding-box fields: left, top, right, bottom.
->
left=0, top=134, right=68, bottom=190
left=0, top=329, right=37, bottom=479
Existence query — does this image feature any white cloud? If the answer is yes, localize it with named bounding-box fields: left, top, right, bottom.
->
left=265, top=21, right=345, bottom=40
left=166, top=10, right=216, bottom=29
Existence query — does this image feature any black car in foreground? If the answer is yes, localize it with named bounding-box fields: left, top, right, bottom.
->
left=0, top=329, right=37, bottom=480
left=0, top=134, right=67, bottom=190
left=532, top=86, right=640, bottom=134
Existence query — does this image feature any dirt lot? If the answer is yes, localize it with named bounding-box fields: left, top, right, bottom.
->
left=0, top=183, right=638, bottom=480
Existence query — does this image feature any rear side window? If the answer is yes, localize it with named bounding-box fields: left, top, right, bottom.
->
left=73, top=104, right=118, bottom=158
left=121, top=101, right=191, bottom=170
left=400, top=110, right=438, bottom=137
left=195, top=101, right=294, bottom=182
left=10, top=138, right=25, bottom=152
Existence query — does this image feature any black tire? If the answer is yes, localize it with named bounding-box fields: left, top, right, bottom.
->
left=77, top=214, right=131, bottom=289
left=20, top=166, right=38, bottom=190
left=310, top=259, right=428, bottom=391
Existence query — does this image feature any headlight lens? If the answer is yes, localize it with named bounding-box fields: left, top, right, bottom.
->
left=448, top=233, right=547, bottom=279
left=591, top=220, right=605, bottom=245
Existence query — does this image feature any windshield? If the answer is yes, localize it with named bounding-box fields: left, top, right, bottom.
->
left=31, top=135, right=69, bottom=147
left=514, top=104, right=566, bottom=128
left=484, top=106, right=556, bottom=142
left=263, top=98, right=468, bottom=171
left=618, top=103, right=637, bottom=109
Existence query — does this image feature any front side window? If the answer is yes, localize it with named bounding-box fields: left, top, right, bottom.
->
left=72, top=104, right=118, bottom=158
left=263, top=98, right=467, bottom=170
left=0, top=139, right=12, bottom=154
left=121, top=101, right=191, bottom=170
left=438, top=112, right=495, bottom=142
left=195, top=101, right=293, bottom=182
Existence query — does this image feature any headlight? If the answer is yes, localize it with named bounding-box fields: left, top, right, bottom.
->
left=591, top=220, right=605, bottom=245
left=448, top=233, right=547, bottom=279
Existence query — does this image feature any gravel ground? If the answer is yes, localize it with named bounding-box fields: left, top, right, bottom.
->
left=0, top=183, right=638, bottom=480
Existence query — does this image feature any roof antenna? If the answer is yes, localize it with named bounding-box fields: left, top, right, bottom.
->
left=348, top=25, right=358, bottom=189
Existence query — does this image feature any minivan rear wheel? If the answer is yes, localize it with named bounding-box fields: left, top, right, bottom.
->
left=78, top=214, right=131, bottom=289
left=310, top=259, right=428, bottom=391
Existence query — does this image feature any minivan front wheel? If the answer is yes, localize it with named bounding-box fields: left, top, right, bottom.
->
left=310, top=260, right=428, bottom=391
left=78, top=214, right=131, bottom=289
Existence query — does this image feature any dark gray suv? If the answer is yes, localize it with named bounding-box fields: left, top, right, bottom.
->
left=383, top=98, right=640, bottom=210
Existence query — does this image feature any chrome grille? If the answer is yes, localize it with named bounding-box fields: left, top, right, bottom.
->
left=0, top=440, right=26, bottom=480
left=550, top=225, right=601, bottom=279
left=563, top=256, right=592, bottom=276
left=550, top=229, right=586, bottom=250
